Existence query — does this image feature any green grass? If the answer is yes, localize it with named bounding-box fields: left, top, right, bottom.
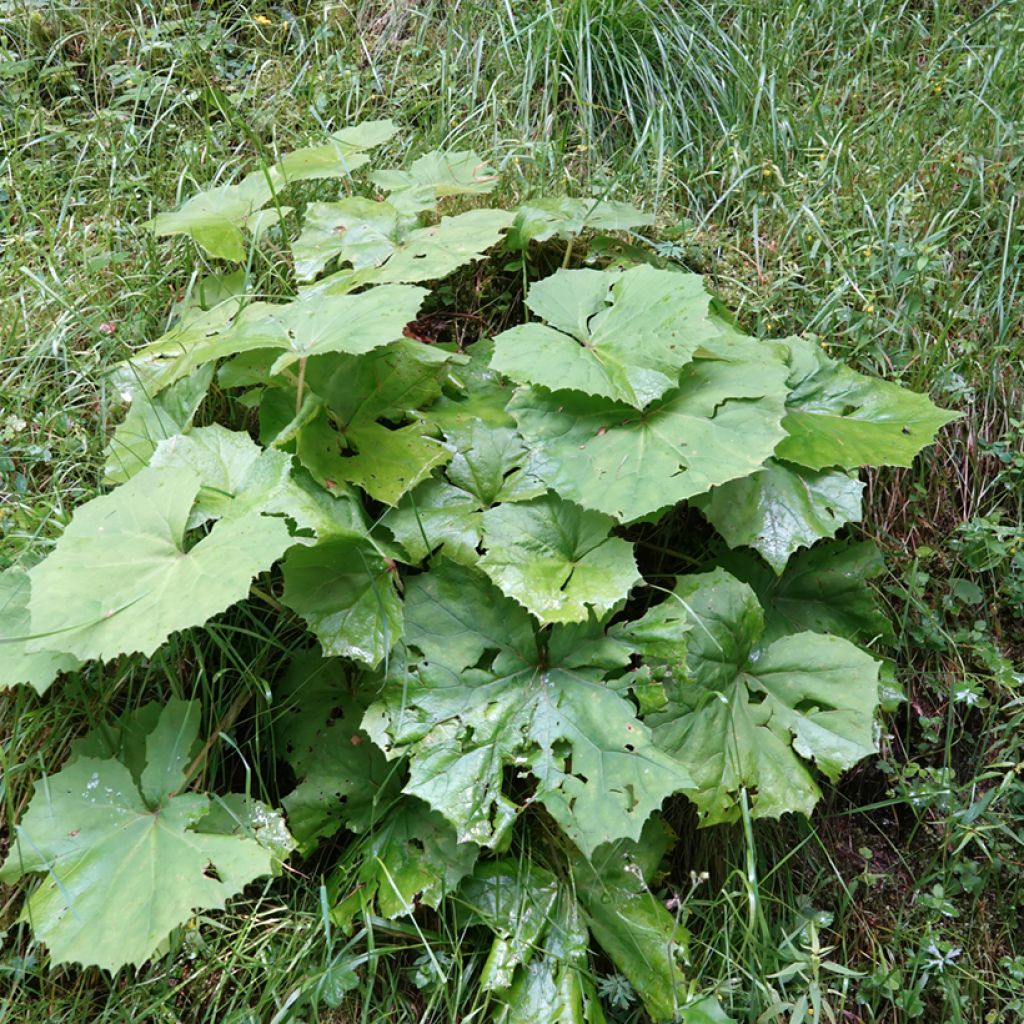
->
left=2, top=1, right=1023, bottom=1021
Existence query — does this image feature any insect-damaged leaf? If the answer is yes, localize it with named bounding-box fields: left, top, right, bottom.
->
left=329, top=796, right=478, bottom=933
left=493, top=266, right=716, bottom=409
left=295, top=340, right=454, bottom=505
left=273, top=649, right=401, bottom=849
left=362, top=562, right=692, bottom=856
left=0, top=700, right=293, bottom=971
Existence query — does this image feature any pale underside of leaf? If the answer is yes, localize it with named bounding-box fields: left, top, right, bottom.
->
left=27, top=465, right=294, bottom=661
left=0, top=701, right=288, bottom=971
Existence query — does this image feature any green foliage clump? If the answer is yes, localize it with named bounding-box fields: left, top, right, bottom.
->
left=0, top=122, right=955, bottom=1021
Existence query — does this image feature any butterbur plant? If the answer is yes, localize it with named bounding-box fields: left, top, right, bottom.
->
left=0, top=121, right=957, bottom=1020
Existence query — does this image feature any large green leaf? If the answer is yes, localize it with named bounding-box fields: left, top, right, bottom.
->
left=329, top=796, right=478, bottom=932
left=383, top=420, right=545, bottom=564
left=0, top=700, right=292, bottom=971
left=493, top=267, right=715, bottom=408
left=693, top=458, right=863, bottom=573
left=479, top=493, right=640, bottom=624
left=136, top=284, right=428, bottom=380
left=27, top=465, right=293, bottom=662
left=649, top=569, right=880, bottom=824
left=148, top=120, right=396, bottom=259
left=461, top=861, right=593, bottom=1024
left=776, top=336, right=958, bottom=470
left=295, top=203, right=512, bottom=286
left=0, top=568, right=80, bottom=694
left=148, top=170, right=275, bottom=260
left=103, top=364, right=214, bottom=484
left=273, top=649, right=401, bottom=850
left=280, top=537, right=403, bottom=668
left=296, top=341, right=454, bottom=505
left=274, top=119, right=397, bottom=182
left=508, top=352, right=789, bottom=522
left=718, top=540, right=894, bottom=646
left=570, top=822, right=690, bottom=1022
left=371, top=149, right=497, bottom=214
left=363, top=563, right=692, bottom=856
left=507, top=196, right=654, bottom=249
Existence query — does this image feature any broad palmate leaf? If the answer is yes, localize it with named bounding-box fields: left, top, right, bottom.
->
left=479, top=492, right=640, bottom=624
left=650, top=569, right=880, bottom=824
left=329, top=796, right=479, bottom=933
left=363, top=562, right=692, bottom=856
left=777, top=335, right=958, bottom=470
left=693, top=458, right=864, bottom=573
left=509, top=351, right=790, bottom=522
left=273, top=649, right=401, bottom=850
left=0, top=568, right=80, bottom=694
left=27, top=465, right=293, bottom=662
left=717, top=539, right=894, bottom=646
left=294, top=201, right=512, bottom=286
left=506, top=196, right=654, bottom=249
left=0, top=700, right=293, bottom=971
left=492, top=266, right=716, bottom=408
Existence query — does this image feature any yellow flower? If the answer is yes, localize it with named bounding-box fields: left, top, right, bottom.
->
left=253, top=14, right=273, bottom=26
left=864, top=303, right=875, bottom=314
left=762, top=166, right=772, bottom=178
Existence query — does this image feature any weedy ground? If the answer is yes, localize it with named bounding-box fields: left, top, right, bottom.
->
left=1, top=1, right=1023, bottom=1021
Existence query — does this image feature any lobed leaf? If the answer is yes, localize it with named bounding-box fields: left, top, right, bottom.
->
left=693, top=458, right=864, bottom=573
left=27, top=465, right=294, bottom=662
left=479, top=493, right=640, bottom=624
left=0, top=700, right=293, bottom=971
left=493, top=266, right=716, bottom=409
left=777, top=336, right=959, bottom=470
left=649, top=569, right=880, bottom=824
left=363, top=563, right=692, bottom=856
left=509, top=350, right=790, bottom=522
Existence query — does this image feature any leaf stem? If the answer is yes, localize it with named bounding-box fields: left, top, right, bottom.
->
left=295, top=356, right=308, bottom=417
left=176, top=690, right=251, bottom=794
